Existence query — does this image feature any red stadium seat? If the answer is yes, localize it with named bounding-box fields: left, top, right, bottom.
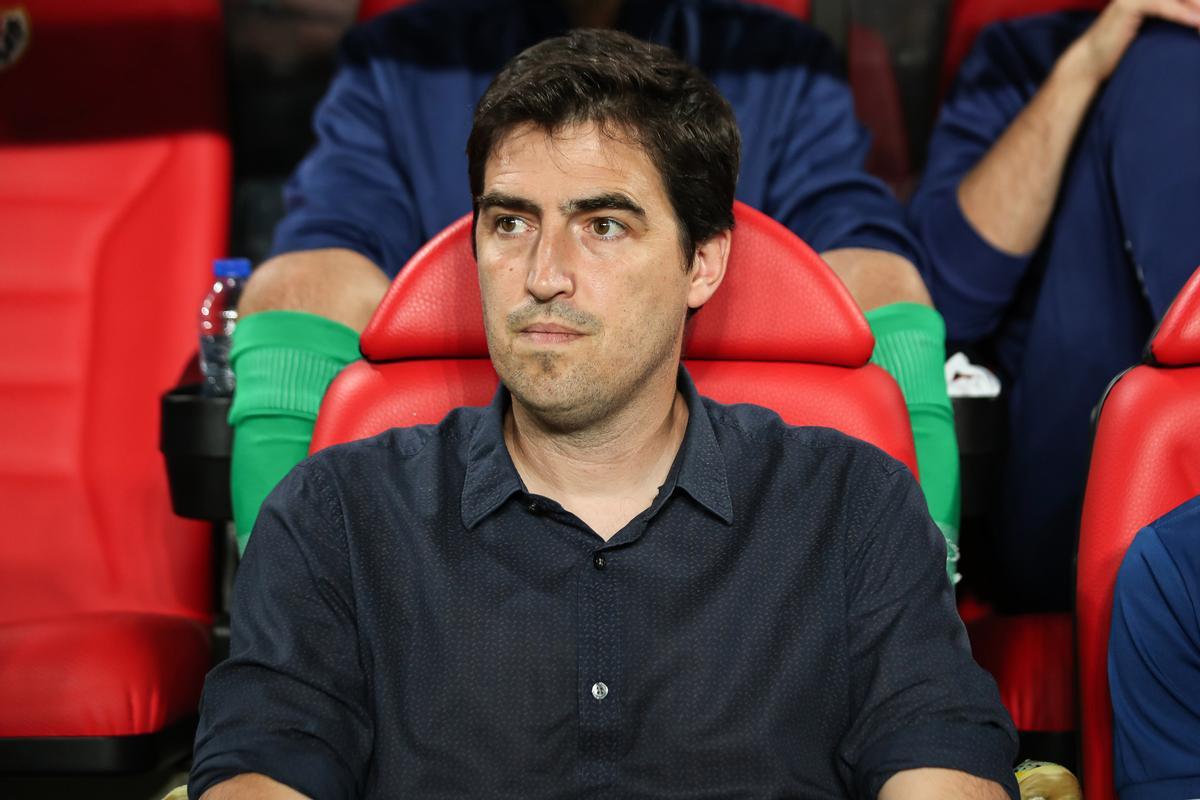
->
left=1076, top=266, right=1200, bottom=800
left=940, top=0, right=1106, bottom=95
left=0, top=0, right=228, bottom=772
left=313, top=202, right=916, bottom=482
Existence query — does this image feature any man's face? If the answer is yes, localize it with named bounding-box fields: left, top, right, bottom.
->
left=475, top=122, right=720, bottom=430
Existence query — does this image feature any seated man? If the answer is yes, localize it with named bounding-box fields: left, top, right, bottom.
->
left=230, top=0, right=962, bottom=580
left=190, top=30, right=1018, bottom=800
left=909, top=0, right=1200, bottom=611
left=1109, top=494, right=1200, bottom=799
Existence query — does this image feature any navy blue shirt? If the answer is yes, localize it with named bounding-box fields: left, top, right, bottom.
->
left=1110, top=495, right=1200, bottom=800
left=191, top=370, right=1017, bottom=799
left=272, top=0, right=920, bottom=277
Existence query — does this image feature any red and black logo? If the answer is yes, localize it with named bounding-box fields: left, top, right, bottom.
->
left=0, top=6, right=30, bottom=72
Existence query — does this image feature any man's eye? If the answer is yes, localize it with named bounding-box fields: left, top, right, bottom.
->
left=496, top=216, right=528, bottom=235
left=588, top=218, right=626, bottom=239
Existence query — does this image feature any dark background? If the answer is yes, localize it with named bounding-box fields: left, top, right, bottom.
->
left=222, top=0, right=953, bottom=263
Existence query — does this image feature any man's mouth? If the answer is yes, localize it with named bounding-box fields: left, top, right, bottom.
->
left=518, top=322, right=586, bottom=344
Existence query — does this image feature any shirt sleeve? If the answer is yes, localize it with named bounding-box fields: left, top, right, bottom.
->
left=189, top=460, right=370, bottom=800
left=762, top=33, right=922, bottom=267
left=1109, top=525, right=1200, bottom=800
left=837, top=462, right=1019, bottom=799
left=269, top=23, right=424, bottom=277
left=906, top=22, right=1043, bottom=343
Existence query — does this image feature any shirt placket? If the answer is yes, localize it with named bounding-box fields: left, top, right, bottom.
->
left=575, top=540, right=623, bottom=795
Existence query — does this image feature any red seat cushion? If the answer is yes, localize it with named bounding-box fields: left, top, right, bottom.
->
left=1076, top=266, right=1200, bottom=799
left=966, top=612, right=1075, bottom=733
left=0, top=613, right=210, bottom=737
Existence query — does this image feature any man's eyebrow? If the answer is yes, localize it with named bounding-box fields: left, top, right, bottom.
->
left=562, top=193, right=647, bottom=219
left=476, top=192, right=541, bottom=216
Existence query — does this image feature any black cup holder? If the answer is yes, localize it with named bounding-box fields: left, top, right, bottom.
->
left=952, top=395, right=1006, bottom=520
left=161, top=384, right=233, bottom=521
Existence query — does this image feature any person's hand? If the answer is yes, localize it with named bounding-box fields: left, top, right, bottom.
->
left=1065, top=0, right=1200, bottom=83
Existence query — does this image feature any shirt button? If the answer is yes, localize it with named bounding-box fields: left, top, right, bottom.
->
left=593, top=553, right=606, bottom=570
left=591, top=682, right=609, bottom=701
left=527, top=501, right=542, bottom=514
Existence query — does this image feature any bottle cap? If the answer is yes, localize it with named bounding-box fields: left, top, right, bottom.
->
left=214, top=258, right=252, bottom=278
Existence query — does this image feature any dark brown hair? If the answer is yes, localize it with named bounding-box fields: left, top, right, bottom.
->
left=467, top=28, right=740, bottom=262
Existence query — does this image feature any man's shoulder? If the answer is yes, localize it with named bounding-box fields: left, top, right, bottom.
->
left=944, top=10, right=1093, bottom=110
left=701, top=395, right=906, bottom=478
left=975, top=10, right=1095, bottom=64
left=349, top=0, right=529, bottom=65
left=1133, top=495, right=1200, bottom=580
left=1148, top=494, right=1200, bottom=542
left=686, top=0, right=834, bottom=67
left=690, top=0, right=819, bottom=33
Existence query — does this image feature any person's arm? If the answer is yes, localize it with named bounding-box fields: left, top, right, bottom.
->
left=836, top=461, right=1018, bottom=799
left=239, top=248, right=390, bottom=334
left=190, top=460, right=371, bottom=799
left=820, top=249, right=931, bottom=312
left=958, top=0, right=1200, bottom=256
left=200, top=774, right=311, bottom=800
left=878, top=767, right=1010, bottom=799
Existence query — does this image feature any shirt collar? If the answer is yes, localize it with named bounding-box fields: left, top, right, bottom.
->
left=671, top=367, right=734, bottom=525
left=460, top=388, right=525, bottom=530
left=460, top=366, right=733, bottom=529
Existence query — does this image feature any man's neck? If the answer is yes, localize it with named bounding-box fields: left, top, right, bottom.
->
left=504, top=367, right=689, bottom=541
left=562, top=0, right=623, bottom=29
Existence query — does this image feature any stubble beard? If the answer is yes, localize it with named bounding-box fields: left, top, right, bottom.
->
left=493, top=311, right=684, bottom=435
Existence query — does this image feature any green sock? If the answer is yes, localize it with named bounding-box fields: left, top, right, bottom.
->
left=228, top=311, right=361, bottom=554
left=866, top=302, right=961, bottom=582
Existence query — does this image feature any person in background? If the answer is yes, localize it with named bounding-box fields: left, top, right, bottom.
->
left=229, top=0, right=962, bottom=576
left=909, top=0, right=1200, bottom=611
left=190, top=30, right=1016, bottom=798
left=1109, top=494, right=1200, bottom=798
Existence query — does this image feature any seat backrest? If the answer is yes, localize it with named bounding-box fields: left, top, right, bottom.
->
left=1076, top=266, right=1200, bottom=800
left=313, top=202, right=916, bottom=478
left=940, top=0, right=1105, bottom=95
left=0, top=1, right=229, bottom=624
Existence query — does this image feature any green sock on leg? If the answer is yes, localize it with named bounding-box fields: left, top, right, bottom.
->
left=866, top=302, right=961, bottom=582
left=228, top=311, right=361, bottom=554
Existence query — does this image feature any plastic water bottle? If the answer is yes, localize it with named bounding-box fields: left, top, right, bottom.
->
left=199, top=258, right=251, bottom=397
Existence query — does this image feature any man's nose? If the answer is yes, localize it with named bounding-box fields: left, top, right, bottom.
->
left=525, top=225, right=576, bottom=301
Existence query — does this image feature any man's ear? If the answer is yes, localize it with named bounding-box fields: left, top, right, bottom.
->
left=687, top=228, right=731, bottom=310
